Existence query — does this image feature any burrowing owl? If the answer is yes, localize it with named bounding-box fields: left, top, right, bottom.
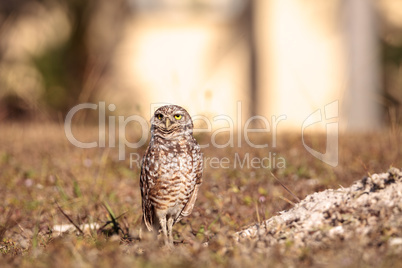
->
left=140, top=105, right=203, bottom=245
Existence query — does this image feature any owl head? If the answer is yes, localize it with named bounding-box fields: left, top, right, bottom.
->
left=150, top=105, right=194, bottom=137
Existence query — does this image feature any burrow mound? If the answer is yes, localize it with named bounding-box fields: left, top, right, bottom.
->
left=235, top=168, right=402, bottom=251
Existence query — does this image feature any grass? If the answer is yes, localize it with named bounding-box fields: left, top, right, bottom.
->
left=0, top=122, right=401, bottom=267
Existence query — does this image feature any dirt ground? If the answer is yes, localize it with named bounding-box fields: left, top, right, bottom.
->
left=0, top=123, right=401, bottom=267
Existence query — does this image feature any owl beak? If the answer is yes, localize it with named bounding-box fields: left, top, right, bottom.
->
left=165, top=118, right=171, bottom=128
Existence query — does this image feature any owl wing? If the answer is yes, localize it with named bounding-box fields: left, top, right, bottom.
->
left=194, top=144, right=203, bottom=185
left=176, top=143, right=203, bottom=222
left=140, top=147, right=155, bottom=232
left=178, top=183, right=200, bottom=220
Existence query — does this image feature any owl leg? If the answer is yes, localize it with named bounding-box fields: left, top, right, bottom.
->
left=159, top=216, right=168, bottom=245
left=167, top=217, right=174, bottom=244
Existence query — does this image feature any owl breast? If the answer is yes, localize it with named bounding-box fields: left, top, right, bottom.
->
left=147, top=137, right=198, bottom=219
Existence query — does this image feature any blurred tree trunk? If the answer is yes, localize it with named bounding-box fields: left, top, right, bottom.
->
left=32, top=0, right=130, bottom=119
left=241, top=0, right=257, bottom=117
left=343, top=0, right=383, bottom=131
left=0, top=0, right=130, bottom=120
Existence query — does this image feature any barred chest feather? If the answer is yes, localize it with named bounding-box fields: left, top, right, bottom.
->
left=147, top=135, right=197, bottom=214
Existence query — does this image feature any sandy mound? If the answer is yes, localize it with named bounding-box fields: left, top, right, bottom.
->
left=235, top=168, right=402, bottom=250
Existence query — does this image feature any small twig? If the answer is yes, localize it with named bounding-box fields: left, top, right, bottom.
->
left=271, top=172, right=301, bottom=203
left=102, top=203, right=119, bottom=230
left=56, top=202, right=84, bottom=235
left=277, top=195, right=295, bottom=206
left=255, top=202, right=261, bottom=223
left=98, top=202, right=128, bottom=236
left=98, top=213, right=126, bottom=231
left=357, top=157, right=371, bottom=177
left=103, top=202, right=127, bottom=222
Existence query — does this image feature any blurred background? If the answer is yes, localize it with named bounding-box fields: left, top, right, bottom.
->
left=0, top=0, right=401, bottom=132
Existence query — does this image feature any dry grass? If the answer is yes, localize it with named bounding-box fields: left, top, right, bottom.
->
left=0, top=122, right=401, bottom=267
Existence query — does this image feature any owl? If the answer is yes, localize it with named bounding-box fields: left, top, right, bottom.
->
left=140, top=105, right=203, bottom=245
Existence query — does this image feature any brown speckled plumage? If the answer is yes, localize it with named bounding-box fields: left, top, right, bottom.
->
left=140, top=105, right=203, bottom=245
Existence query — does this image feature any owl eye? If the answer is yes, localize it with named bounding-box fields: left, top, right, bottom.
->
left=174, top=114, right=182, bottom=120
left=156, top=113, right=163, bottom=120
